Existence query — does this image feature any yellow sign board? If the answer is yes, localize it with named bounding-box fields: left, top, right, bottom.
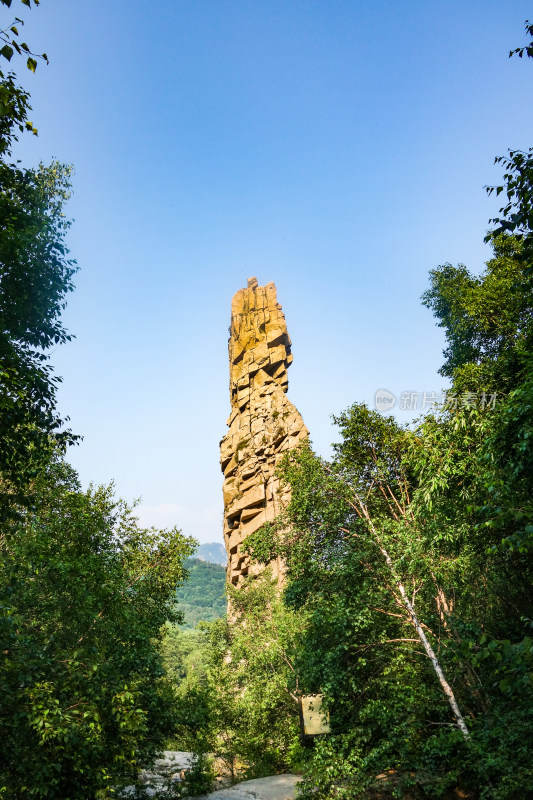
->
left=300, top=694, right=330, bottom=736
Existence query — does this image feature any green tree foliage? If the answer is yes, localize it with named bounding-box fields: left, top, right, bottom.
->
left=0, top=161, right=78, bottom=508
left=246, top=428, right=470, bottom=797
left=162, top=626, right=211, bottom=685
left=0, top=3, right=77, bottom=514
left=0, top=458, right=196, bottom=798
left=172, top=574, right=303, bottom=782
left=488, top=20, right=533, bottom=265
left=0, top=0, right=48, bottom=73
left=0, top=0, right=48, bottom=147
left=508, top=18, right=533, bottom=59
left=214, top=577, right=303, bottom=778
left=174, top=558, right=226, bottom=628
left=422, top=236, right=531, bottom=391
left=423, top=234, right=533, bottom=558
left=245, top=395, right=532, bottom=796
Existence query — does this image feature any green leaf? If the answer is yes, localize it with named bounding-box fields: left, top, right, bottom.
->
left=0, top=44, right=14, bottom=61
left=27, top=56, right=37, bottom=73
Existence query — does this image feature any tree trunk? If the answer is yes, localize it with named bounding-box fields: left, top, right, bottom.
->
left=365, top=516, right=471, bottom=740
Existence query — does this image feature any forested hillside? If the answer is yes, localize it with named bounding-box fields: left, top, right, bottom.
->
left=176, top=558, right=226, bottom=628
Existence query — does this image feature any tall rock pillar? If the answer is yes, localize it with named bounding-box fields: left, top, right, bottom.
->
left=220, top=277, right=309, bottom=588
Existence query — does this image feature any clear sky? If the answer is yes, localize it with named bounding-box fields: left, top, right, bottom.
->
left=8, top=0, right=533, bottom=544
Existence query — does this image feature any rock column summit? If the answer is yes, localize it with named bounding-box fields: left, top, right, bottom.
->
left=220, top=277, right=309, bottom=588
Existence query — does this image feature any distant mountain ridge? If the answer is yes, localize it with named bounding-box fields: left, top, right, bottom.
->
left=195, top=541, right=226, bottom=566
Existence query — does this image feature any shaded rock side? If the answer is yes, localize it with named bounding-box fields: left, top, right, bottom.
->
left=220, top=277, right=309, bottom=588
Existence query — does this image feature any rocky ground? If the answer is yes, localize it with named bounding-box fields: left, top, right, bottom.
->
left=121, top=751, right=193, bottom=797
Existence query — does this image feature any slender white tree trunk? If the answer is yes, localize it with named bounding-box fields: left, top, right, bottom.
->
left=391, top=562, right=470, bottom=740
left=364, top=515, right=470, bottom=740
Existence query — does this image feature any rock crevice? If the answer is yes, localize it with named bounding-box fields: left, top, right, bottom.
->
left=220, top=277, right=308, bottom=587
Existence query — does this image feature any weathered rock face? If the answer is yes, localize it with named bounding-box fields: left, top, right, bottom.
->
left=220, top=277, right=309, bottom=588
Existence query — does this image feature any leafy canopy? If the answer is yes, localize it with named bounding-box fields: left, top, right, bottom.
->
left=0, top=459, right=196, bottom=798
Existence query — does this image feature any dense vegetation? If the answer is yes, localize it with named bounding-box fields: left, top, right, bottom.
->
left=1, top=466, right=195, bottom=798
left=174, top=558, right=226, bottom=628
left=170, top=575, right=303, bottom=782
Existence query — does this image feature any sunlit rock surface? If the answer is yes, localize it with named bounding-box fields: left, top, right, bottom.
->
left=220, top=277, right=309, bottom=588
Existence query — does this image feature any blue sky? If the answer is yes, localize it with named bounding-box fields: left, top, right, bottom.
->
left=8, top=0, right=533, bottom=543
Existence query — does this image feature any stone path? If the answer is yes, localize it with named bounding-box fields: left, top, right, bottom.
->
left=122, top=752, right=302, bottom=800
left=195, top=773, right=302, bottom=800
